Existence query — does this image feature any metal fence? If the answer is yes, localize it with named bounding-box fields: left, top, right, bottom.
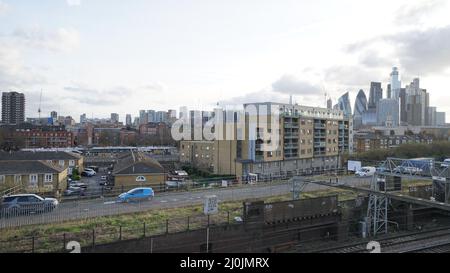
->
left=0, top=208, right=243, bottom=253
left=0, top=180, right=292, bottom=229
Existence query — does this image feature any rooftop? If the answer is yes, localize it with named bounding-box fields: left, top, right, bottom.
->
left=0, top=151, right=81, bottom=161
left=0, top=161, right=66, bottom=175
left=113, top=151, right=165, bottom=175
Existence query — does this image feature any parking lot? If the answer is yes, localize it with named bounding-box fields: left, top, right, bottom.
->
left=66, top=167, right=112, bottom=198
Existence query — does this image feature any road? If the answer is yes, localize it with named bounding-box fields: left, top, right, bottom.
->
left=0, top=176, right=371, bottom=229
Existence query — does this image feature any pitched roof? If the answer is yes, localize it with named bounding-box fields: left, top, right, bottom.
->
left=113, top=152, right=165, bottom=175
left=0, top=161, right=66, bottom=175
left=0, top=151, right=81, bottom=161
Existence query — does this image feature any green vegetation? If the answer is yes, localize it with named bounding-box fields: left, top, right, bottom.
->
left=0, top=202, right=243, bottom=253
left=348, top=141, right=450, bottom=162
left=182, top=165, right=235, bottom=180
left=71, top=169, right=81, bottom=181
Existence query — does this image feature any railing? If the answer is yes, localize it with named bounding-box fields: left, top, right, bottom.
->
left=0, top=185, right=23, bottom=197
left=314, top=124, right=326, bottom=129
left=284, top=144, right=299, bottom=149
left=0, top=208, right=243, bottom=253
left=284, top=124, right=299, bottom=129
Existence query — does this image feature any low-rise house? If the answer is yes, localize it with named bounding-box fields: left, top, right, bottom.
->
left=0, top=151, right=84, bottom=174
left=112, top=152, right=166, bottom=190
left=0, top=161, right=68, bottom=196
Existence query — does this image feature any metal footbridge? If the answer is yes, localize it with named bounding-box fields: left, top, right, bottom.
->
left=291, top=157, right=450, bottom=237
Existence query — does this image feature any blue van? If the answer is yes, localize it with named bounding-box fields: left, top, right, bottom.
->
left=117, top=188, right=155, bottom=203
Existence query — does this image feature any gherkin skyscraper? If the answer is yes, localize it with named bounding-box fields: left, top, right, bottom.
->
left=354, top=89, right=368, bottom=129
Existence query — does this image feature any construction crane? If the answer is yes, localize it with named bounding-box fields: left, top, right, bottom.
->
left=38, top=88, right=43, bottom=120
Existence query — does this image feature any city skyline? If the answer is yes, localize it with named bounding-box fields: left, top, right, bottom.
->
left=1, top=0, right=450, bottom=122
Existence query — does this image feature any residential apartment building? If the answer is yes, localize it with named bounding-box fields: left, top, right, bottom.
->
left=180, top=102, right=353, bottom=180
left=354, top=132, right=434, bottom=153
left=1, top=91, right=25, bottom=125
left=180, top=141, right=216, bottom=172
left=0, top=124, right=74, bottom=148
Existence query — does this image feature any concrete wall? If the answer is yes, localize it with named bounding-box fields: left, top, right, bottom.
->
left=81, top=196, right=344, bottom=253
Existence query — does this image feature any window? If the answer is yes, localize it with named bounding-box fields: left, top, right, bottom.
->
left=0, top=175, right=5, bottom=184
left=59, top=160, right=65, bottom=167
left=132, top=189, right=144, bottom=195
left=14, top=175, right=22, bottom=184
left=44, top=174, right=53, bottom=183
left=69, top=160, right=75, bottom=166
left=29, top=174, right=38, bottom=187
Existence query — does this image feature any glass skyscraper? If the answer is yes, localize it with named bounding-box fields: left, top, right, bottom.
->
left=354, top=89, right=368, bottom=129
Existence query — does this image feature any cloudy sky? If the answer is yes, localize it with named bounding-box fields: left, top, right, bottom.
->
left=1, top=0, right=450, bottom=122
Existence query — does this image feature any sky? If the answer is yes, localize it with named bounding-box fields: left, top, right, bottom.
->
left=1, top=0, right=450, bottom=123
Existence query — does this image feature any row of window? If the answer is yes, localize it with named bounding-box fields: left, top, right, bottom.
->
left=255, top=156, right=338, bottom=168
left=0, top=174, right=53, bottom=184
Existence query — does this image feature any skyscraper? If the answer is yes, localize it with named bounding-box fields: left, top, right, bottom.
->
left=126, top=114, right=132, bottom=126
left=354, top=89, right=368, bottom=129
left=390, top=67, right=401, bottom=100
left=427, top=107, right=437, bottom=126
left=327, top=98, right=333, bottom=109
left=436, top=112, right=446, bottom=126
left=334, top=92, right=352, bottom=118
left=368, top=82, right=383, bottom=110
left=387, top=84, right=391, bottom=99
left=139, top=110, right=148, bottom=125
left=111, top=113, right=119, bottom=123
left=80, top=113, right=87, bottom=124
left=406, top=78, right=429, bottom=126
left=399, top=88, right=407, bottom=124
left=147, top=110, right=156, bottom=123
left=1, top=91, right=25, bottom=125
left=377, top=99, right=399, bottom=127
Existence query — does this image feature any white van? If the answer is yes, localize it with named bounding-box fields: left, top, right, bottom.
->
left=355, top=167, right=376, bottom=177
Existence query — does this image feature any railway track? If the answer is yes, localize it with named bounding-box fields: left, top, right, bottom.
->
left=303, top=226, right=450, bottom=253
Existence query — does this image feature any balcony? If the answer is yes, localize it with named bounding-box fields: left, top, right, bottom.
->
left=284, top=153, right=299, bottom=159
left=314, top=123, right=326, bottom=129
left=284, top=144, right=299, bottom=149
left=284, top=133, right=298, bottom=139
left=314, top=142, right=326, bottom=148
left=284, top=124, right=299, bottom=129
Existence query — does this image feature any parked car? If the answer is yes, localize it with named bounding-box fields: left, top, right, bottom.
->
left=0, top=194, right=59, bottom=217
left=69, top=181, right=88, bottom=189
left=117, top=188, right=154, bottom=203
left=64, top=186, right=84, bottom=196
left=86, top=166, right=100, bottom=172
left=84, top=168, right=97, bottom=174
left=81, top=170, right=95, bottom=177
left=355, top=167, right=376, bottom=177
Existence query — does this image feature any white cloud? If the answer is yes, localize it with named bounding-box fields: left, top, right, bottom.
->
left=66, top=0, right=81, bottom=7
left=12, top=27, right=80, bottom=53
left=271, top=75, right=321, bottom=96
left=394, top=0, right=445, bottom=26
left=0, top=1, right=9, bottom=15
left=0, top=42, right=47, bottom=88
